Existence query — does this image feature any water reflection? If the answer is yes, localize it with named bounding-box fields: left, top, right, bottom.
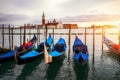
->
left=16, top=56, right=43, bottom=80
left=0, top=61, right=15, bottom=78
left=114, top=67, right=120, bottom=80
left=45, top=56, right=65, bottom=80
left=105, top=51, right=120, bottom=80
left=73, top=61, right=89, bottom=80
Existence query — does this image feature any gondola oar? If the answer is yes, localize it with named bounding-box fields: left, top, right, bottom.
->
left=44, top=44, right=52, bottom=64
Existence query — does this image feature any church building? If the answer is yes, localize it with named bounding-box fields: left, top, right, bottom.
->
left=21, top=12, right=78, bottom=29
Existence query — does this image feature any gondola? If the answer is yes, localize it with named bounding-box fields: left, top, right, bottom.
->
left=14, top=34, right=53, bottom=64
left=73, top=36, right=89, bottom=65
left=44, top=38, right=66, bottom=64
left=0, top=34, right=37, bottom=63
left=104, top=37, right=120, bottom=57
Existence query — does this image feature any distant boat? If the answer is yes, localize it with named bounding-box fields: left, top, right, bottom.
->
left=104, top=37, right=120, bottom=57
left=73, top=36, right=89, bottom=65
left=14, top=34, right=53, bottom=64
left=0, top=34, right=37, bottom=63
left=44, top=38, right=66, bottom=64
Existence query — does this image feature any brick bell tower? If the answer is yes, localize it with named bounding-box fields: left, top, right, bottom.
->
left=42, top=12, right=45, bottom=26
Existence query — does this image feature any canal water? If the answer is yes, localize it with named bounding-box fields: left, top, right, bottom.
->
left=0, top=28, right=120, bottom=80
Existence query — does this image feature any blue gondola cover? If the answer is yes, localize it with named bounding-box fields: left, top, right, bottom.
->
left=20, top=50, right=39, bottom=59
left=50, top=38, right=66, bottom=57
left=73, top=36, right=84, bottom=52
left=49, top=51, right=62, bottom=57
left=0, top=50, right=14, bottom=59
left=74, top=51, right=89, bottom=61
left=52, top=38, right=66, bottom=52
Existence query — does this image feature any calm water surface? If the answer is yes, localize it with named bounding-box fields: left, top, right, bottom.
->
left=0, top=28, right=120, bottom=80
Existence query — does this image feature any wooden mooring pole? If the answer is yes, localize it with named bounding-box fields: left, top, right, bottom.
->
left=29, top=25, right=31, bottom=40
left=23, top=24, right=26, bottom=44
left=84, top=27, right=87, bottom=45
left=11, top=27, right=14, bottom=49
left=37, top=27, right=39, bottom=45
left=68, top=26, right=71, bottom=61
left=2, top=24, right=4, bottom=50
left=117, top=25, right=120, bottom=61
left=20, top=27, right=22, bottom=45
left=102, top=27, right=105, bottom=54
left=8, top=25, right=11, bottom=50
left=52, top=28, right=54, bottom=45
left=45, top=25, right=48, bottom=41
left=93, top=25, right=95, bottom=64
left=39, top=27, right=40, bottom=43
left=118, top=26, right=120, bottom=45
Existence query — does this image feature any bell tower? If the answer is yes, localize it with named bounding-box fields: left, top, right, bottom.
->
left=42, top=12, right=45, bottom=26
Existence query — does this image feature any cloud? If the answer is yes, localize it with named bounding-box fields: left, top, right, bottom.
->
left=0, top=13, right=32, bottom=26
left=0, top=13, right=29, bottom=22
left=0, top=0, right=120, bottom=26
left=58, top=14, right=120, bottom=22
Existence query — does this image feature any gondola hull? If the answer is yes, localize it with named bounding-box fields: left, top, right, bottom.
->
left=0, top=45, right=35, bottom=63
left=16, top=51, right=44, bottom=64
left=0, top=50, right=14, bottom=63
left=49, top=51, right=65, bottom=62
left=104, top=37, right=120, bottom=57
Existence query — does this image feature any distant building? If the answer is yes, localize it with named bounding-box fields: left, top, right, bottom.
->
left=19, top=12, right=78, bottom=29
left=57, top=22, right=63, bottom=28
left=45, top=19, right=58, bottom=28
left=63, top=24, right=78, bottom=29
